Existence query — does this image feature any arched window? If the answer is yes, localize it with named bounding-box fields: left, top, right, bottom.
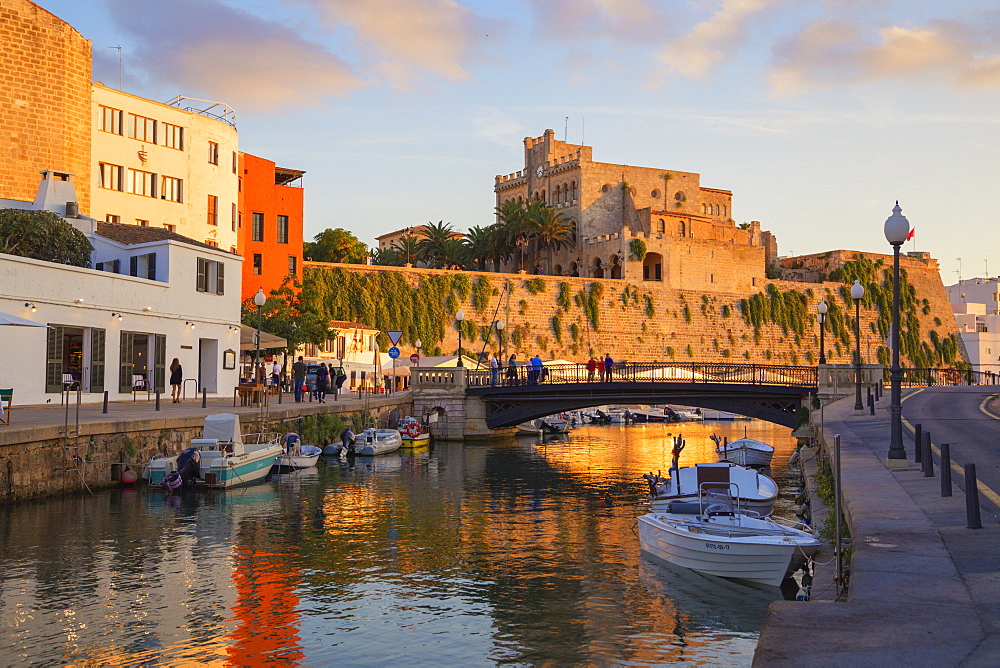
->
left=571, top=181, right=577, bottom=200
left=722, top=205, right=727, bottom=216
left=554, top=264, right=563, bottom=276
left=570, top=262, right=579, bottom=277
left=714, top=204, right=720, bottom=215
left=556, top=186, right=562, bottom=204
left=656, top=219, right=665, bottom=234
left=593, top=258, right=604, bottom=279
left=679, top=221, right=686, bottom=237
left=702, top=203, right=707, bottom=214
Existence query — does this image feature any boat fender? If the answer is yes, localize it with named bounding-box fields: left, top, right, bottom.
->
left=121, top=466, right=138, bottom=485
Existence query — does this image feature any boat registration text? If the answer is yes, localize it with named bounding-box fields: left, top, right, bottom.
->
left=705, top=543, right=730, bottom=551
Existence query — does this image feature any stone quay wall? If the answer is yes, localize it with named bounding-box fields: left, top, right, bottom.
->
left=0, top=395, right=411, bottom=505
left=310, top=250, right=963, bottom=368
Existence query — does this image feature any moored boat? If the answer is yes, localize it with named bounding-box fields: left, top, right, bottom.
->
left=714, top=435, right=775, bottom=468
left=644, top=462, right=778, bottom=516
left=397, top=416, right=432, bottom=448
left=637, top=492, right=821, bottom=587
left=272, top=434, right=322, bottom=472
left=516, top=416, right=571, bottom=434
left=145, top=413, right=282, bottom=489
left=357, top=427, right=402, bottom=456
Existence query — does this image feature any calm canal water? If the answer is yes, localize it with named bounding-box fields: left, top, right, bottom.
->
left=0, top=419, right=800, bottom=666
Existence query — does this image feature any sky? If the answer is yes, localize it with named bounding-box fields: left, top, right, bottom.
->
left=38, top=0, right=1000, bottom=285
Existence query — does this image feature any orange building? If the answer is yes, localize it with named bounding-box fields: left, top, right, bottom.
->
left=237, top=152, right=305, bottom=301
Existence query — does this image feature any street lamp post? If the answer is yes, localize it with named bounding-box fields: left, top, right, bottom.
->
left=495, top=320, right=504, bottom=364
left=415, top=339, right=422, bottom=368
left=253, top=288, right=266, bottom=384
left=817, top=300, right=828, bottom=365
left=885, top=202, right=911, bottom=462
left=456, top=309, right=465, bottom=367
left=851, top=280, right=865, bottom=412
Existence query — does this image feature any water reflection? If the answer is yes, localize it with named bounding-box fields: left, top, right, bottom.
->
left=0, top=420, right=798, bottom=665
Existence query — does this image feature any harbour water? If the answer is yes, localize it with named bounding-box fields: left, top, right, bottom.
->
left=0, top=418, right=801, bottom=665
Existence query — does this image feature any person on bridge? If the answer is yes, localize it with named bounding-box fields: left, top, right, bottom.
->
left=586, top=357, right=597, bottom=382
left=490, top=353, right=500, bottom=385
left=529, top=354, right=543, bottom=385
left=506, top=354, right=518, bottom=386
left=604, top=353, right=614, bottom=381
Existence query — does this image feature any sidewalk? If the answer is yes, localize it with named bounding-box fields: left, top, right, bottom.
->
left=0, top=390, right=411, bottom=446
left=754, top=394, right=999, bottom=666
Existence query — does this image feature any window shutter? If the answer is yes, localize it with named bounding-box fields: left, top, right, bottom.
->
left=90, top=328, right=106, bottom=393
left=96, top=262, right=104, bottom=271
left=197, top=258, right=207, bottom=292
left=216, top=261, right=225, bottom=295
left=129, top=256, right=138, bottom=277
left=147, top=253, right=157, bottom=280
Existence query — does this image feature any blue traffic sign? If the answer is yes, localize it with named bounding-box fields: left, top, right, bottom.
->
left=387, top=346, right=400, bottom=359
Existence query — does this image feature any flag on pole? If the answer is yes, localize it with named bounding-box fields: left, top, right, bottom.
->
left=906, top=227, right=915, bottom=241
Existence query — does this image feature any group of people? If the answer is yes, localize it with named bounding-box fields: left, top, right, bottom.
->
left=586, top=354, right=615, bottom=382
left=485, top=352, right=616, bottom=385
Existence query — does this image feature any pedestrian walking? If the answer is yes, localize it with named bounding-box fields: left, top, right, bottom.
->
left=271, top=361, right=281, bottom=393
left=604, top=353, right=614, bottom=381
left=530, top=353, right=543, bottom=385
left=586, top=357, right=597, bottom=382
left=169, top=358, right=182, bottom=403
left=315, top=363, right=329, bottom=403
left=490, top=353, right=500, bottom=385
left=292, top=356, right=307, bottom=402
left=506, top=354, right=518, bottom=386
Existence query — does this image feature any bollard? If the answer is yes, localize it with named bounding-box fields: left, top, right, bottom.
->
left=278, top=386, right=282, bottom=404
left=102, top=390, right=109, bottom=414
left=155, top=392, right=161, bottom=411
left=202, top=388, right=207, bottom=408
left=940, top=443, right=952, bottom=497
left=867, top=386, right=872, bottom=406
left=965, top=463, right=982, bottom=529
left=868, top=394, right=875, bottom=416
left=914, top=423, right=922, bottom=463
left=922, top=432, right=933, bottom=477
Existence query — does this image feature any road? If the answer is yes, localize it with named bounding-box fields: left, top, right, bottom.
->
left=901, top=385, right=1000, bottom=513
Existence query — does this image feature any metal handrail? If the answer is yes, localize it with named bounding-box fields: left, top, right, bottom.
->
left=466, top=362, right=819, bottom=388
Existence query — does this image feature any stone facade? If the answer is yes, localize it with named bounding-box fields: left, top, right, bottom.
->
left=307, top=254, right=965, bottom=370
left=0, top=0, right=92, bottom=214
left=494, top=129, right=778, bottom=283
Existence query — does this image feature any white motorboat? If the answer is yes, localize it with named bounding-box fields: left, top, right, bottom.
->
left=397, top=416, right=432, bottom=448
left=629, top=408, right=669, bottom=423
left=272, top=434, right=322, bottom=472
left=357, top=427, right=402, bottom=456
left=644, top=462, right=778, bottom=516
left=714, top=436, right=775, bottom=468
left=638, top=492, right=821, bottom=587
left=516, top=416, right=571, bottom=434
left=145, top=413, right=282, bottom=489
left=701, top=409, right=744, bottom=420
left=668, top=406, right=703, bottom=421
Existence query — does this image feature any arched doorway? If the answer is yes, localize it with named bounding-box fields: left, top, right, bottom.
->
left=610, top=254, right=622, bottom=279
left=593, top=258, right=604, bottom=279
left=642, top=252, right=663, bottom=281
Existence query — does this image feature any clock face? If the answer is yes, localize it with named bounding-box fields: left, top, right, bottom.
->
left=536, top=165, right=544, bottom=177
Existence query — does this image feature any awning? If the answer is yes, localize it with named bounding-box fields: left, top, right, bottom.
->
left=0, top=312, right=49, bottom=327
left=239, top=324, right=287, bottom=351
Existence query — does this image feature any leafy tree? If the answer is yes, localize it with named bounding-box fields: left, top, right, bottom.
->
left=390, top=234, right=420, bottom=265
left=304, top=228, right=368, bottom=263
left=0, top=208, right=92, bottom=266
left=526, top=202, right=575, bottom=274
left=241, top=277, right=328, bottom=366
left=370, top=246, right=402, bottom=266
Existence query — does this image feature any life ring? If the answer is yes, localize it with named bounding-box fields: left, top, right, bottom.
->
left=405, top=423, right=421, bottom=438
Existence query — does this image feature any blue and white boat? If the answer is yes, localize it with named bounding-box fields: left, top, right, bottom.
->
left=145, top=413, right=282, bottom=489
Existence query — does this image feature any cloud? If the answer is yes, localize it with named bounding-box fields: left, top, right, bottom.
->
left=526, top=0, right=675, bottom=44
left=656, top=0, right=785, bottom=80
left=102, top=0, right=363, bottom=113
left=768, top=18, right=1000, bottom=95
left=302, top=0, right=491, bottom=89
left=473, top=108, right=523, bottom=146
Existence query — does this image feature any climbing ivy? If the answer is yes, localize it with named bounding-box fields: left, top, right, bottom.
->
left=557, top=282, right=572, bottom=311
left=523, top=278, right=546, bottom=294
left=644, top=294, right=655, bottom=318
left=471, top=276, right=492, bottom=313
left=551, top=315, right=562, bottom=343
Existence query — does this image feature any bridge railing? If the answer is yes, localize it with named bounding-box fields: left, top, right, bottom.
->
left=886, top=367, right=998, bottom=387
left=466, top=362, right=818, bottom=388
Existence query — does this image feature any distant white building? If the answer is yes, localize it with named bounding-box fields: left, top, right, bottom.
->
left=946, top=278, right=1000, bottom=375
left=0, top=171, right=243, bottom=405
left=91, top=84, right=240, bottom=253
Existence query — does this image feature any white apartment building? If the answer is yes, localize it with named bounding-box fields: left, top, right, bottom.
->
left=947, top=278, right=1000, bottom=375
left=91, top=84, right=240, bottom=253
left=0, top=171, right=243, bottom=405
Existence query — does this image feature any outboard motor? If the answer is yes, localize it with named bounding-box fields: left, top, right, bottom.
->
left=341, top=428, right=357, bottom=457
left=175, top=448, right=202, bottom=487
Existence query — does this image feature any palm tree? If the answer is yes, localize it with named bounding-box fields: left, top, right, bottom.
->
left=528, top=204, right=575, bottom=274
left=463, top=225, right=494, bottom=271
left=391, top=234, right=420, bottom=265
left=495, top=200, right=529, bottom=271
left=439, top=237, right=467, bottom=270
left=417, top=221, right=459, bottom=268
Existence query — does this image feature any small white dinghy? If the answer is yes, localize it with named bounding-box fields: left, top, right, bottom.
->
left=713, top=434, right=775, bottom=468
left=516, top=416, right=571, bottom=435
left=357, top=427, right=402, bottom=456
left=272, top=434, right=322, bottom=472
left=638, top=490, right=821, bottom=587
